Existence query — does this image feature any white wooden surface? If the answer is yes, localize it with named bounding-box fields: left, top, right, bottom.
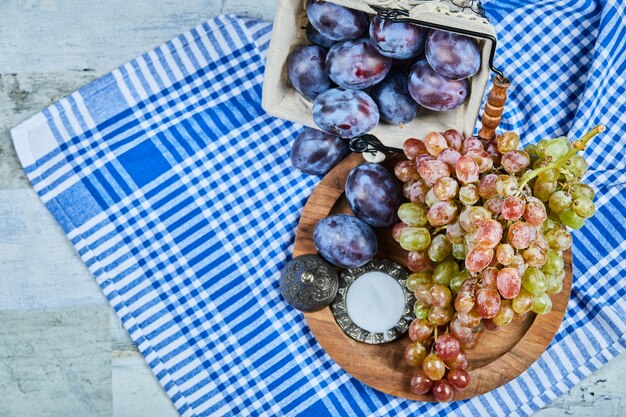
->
left=0, top=1, right=623, bottom=416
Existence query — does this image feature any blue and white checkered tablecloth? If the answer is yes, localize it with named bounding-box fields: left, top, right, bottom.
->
left=10, top=1, right=626, bottom=415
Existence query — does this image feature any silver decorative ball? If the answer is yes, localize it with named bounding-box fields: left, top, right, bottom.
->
left=280, top=254, right=339, bottom=312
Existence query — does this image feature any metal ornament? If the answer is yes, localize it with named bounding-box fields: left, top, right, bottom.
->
left=332, top=258, right=416, bottom=344
left=280, top=254, right=339, bottom=313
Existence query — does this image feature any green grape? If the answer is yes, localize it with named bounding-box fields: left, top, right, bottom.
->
left=536, top=138, right=551, bottom=158
left=533, top=179, right=558, bottom=202
left=493, top=300, right=515, bottom=327
left=559, top=210, right=585, bottom=229
left=570, top=183, right=595, bottom=201
left=545, top=270, right=565, bottom=295
left=564, top=154, right=588, bottom=179
left=572, top=197, right=596, bottom=218
left=496, top=175, right=518, bottom=197
left=512, top=288, right=535, bottom=314
left=531, top=293, right=552, bottom=315
left=406, top=271, right=432, bottom=292
left=543, top=137, right=570, bottom=160
left=425, top=188, right=438, bottom=207
left=542, top=217, right=561, bottom=233
left=541, top=249, right=564, bottom=275
left=523, top=246, right=547, bottom=268
left=459, top=184, right=479, bottom=205
left=400, top=227, right=432, bottom=251
left=398, top=203, right=429, bottom=227
left=450, top=270, right=470, bottom=294
left=548, top=190, right=572, bottom=213
left=432, top=258, right=460, bottom=286
left=525, top=144, right=540, bottom=159
left=545, top=228, right=572, bottom=251
left=428, top=305, right=454, bottom=326
left=522, top=267, right=548, bottom=295
left=452, top=242, right=467, bottom=260
left=414, top=301, right=430, bottom=319
left=428, top=234, right=452, bottom=262
left=497, top=131, right=520, bottom=153
left=533, top=158, right=560, bottom=182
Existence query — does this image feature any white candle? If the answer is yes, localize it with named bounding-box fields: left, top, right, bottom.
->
left=345, top=271, right=406, bottom=333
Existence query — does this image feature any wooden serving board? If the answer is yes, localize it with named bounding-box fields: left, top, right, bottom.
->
left=293, top=153, right=573, bottom=401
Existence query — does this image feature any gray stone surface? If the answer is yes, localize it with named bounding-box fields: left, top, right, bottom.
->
left=0, top=1, right=623, bottom=416
left=0, top=306, right=111, bottom=417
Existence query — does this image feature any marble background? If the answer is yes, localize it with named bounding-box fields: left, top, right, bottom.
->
left=0, top=1, right=623, bottom=416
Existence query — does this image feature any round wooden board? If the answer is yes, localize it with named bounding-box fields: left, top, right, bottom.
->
left=293, top=153, right=573, bottom=401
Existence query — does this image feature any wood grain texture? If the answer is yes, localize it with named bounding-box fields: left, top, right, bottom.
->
left=294, top=154, right=573, bottom=401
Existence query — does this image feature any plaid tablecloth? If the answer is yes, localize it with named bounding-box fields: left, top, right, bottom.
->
left=10, top=1, right=626, bottom=416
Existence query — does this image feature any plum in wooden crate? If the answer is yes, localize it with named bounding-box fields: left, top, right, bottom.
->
left=262, top=0, right=499, bottom=149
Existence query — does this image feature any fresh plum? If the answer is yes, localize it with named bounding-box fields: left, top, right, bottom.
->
left=425, top=30, right=481, bottom=80
left=312, top=88, right=379, bottom=138
left=345, top=163, right=403, bottom=227
left=287, top=45, right=333, bottom=101
left=326, top=38, right=392, bottom=89
left=370, top=70, right=419, bottom=124
left=306, top=0, right=368, bottom=41
left=369, top=16, right=426, bottom=59
left=290, top=128, right=350, bottom=175
left=408, top=60, right=469, bottom=111
left=313, top=214, right=377, bottom=268
left=306, top=22, right=337, bottom=49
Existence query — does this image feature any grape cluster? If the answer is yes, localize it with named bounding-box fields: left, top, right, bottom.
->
left=288, top=0, right=482, bottom=138
left=394, top=126, right=604, bottom=401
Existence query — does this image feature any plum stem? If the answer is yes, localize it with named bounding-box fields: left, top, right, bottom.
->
left=517, top=125, right=605, bottom=192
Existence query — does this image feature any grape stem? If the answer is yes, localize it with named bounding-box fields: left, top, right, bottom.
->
left=516, top=125, right=606, bottom=192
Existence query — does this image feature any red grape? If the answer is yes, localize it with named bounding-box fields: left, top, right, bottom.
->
left=446, top=351, right=468, bottom=370
left=408, top=318, right=433, bottom=343
left=496, top=267, right=522, bottom=299
left=481, top=267, right=499, bottom=289
left=407, top=250, right=432, bottom=272
left=432, top=380, right=455, bottom=402
left=476, top=219, right=503, bottom=249
left=418, top=159, right=450, bottom=186
left=455, top=156, right=480, bottom=184
left=501, top=196, right=525, bottom=221
left=443, top=129, right=464, bottom=151
left=437, top=148, right=462, bottom=168
left=447, top=368, right=470, bottom=391
left=410, top=368, right=434, bottom=395
left=523, top=197, right=548, bottom=226
left=435, top=334, right=461, bottom=362
left=394, top=160, right=420, bottom=183
left=391, top=222, right=410, bottom=242
left=475, top=288, right=501, bottom=318
left=403, top=179, right=430, bottom=205
left=461, top=137, right=484, bottom=154
left=466, top=149, right=493, bottom=173
left=465, top=246, right=494, bottom=273
left=427, top=200, right=458, bottom=226
left=508, top=221, right=534, bottom=250
left=501, top=150, right=530, bottom=174
left=403, top=138, right=428, bottom=160
left=430, top=284, right=452, bottom=307
left=478, top=173, right=499, bottom=199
